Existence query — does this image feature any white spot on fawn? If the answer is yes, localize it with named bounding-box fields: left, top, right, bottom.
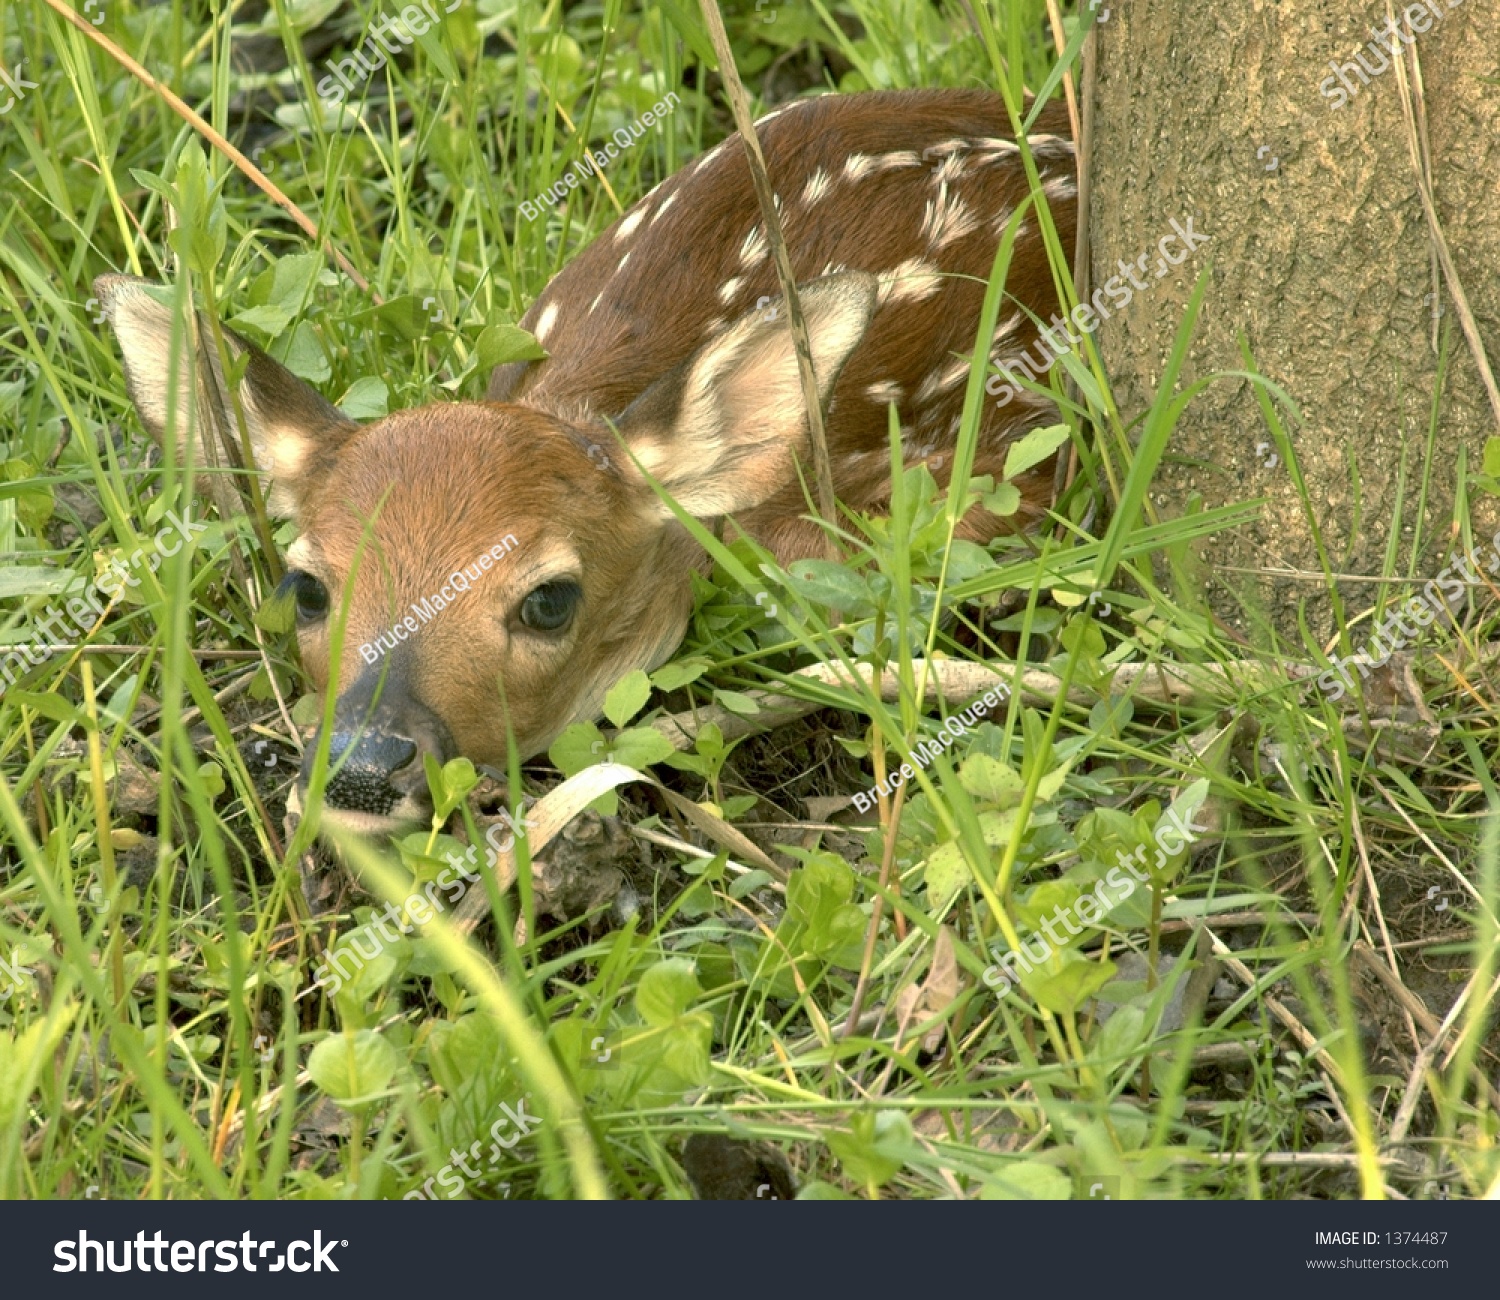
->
left=535, top=302, right=560, bottom=343
left=1042, top=174, right=1077, bottom=202
left=972, top=134, right=1073, bottom=166
left=1026, top=133, right=1075, bottom=160
left=652, top=191, right=679, bottom=224
left=800, top=167, right=832, bottom=205
left=615, top=207, right=647, bottom=242
left=992, top=311, right=1023, bottom=345
left=698, top=138, right=731, bottom=171
left=916, top=357, right=971, bottom=403
left=919, top=185, right=978, bottom=250
left=589, top=291, right=605, bottom=315
left=925, top=137, right=968, bottom=157
left=877, top=257, right=944, bottom=307
left=718, top=276, right=744, bottom=305
left=972, top=137, right=1020, bottom=161
left=844, top=151, right=921, bottom=181
left=931, top=153, right=967, bottom=186
left=820, top=262, right=848, bottom=277
left=739, top=225, right=769, bottom=267
left=617, top=252, right=632, bottom=273
left=865, top=380, right=903, bottom=405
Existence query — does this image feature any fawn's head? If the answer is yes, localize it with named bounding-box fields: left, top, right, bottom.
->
left=95, top=272, right=875, bottom=834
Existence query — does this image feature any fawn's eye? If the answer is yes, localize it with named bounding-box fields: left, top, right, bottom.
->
left=518, top=580, right=581, bottom=634
left=287, top=572, right=330, bottom=625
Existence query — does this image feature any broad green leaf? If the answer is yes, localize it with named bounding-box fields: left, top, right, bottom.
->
left=2, top=691, right=82, bottom=723
left=2, top=460, right=53, bottom=534
left=650, top=656, right=711, bottom=691
left=307, top=1029, right=401, bottom=1106
left=548, top=722, right=607, bottom=776
left=321, top=928, right=400, bottom=1005
left=924, top=849, right=970, bottom=907
left=981, top=482, right=1021, bottom=516
left=604, top=670, right=651, bottom=728
left=826, top=1111, right=912, bottom=1190
left=1484, top=436, right=1500, bottom=479
left=958, top=754, right=1024, bottom=808
left=338, top=376, right=389, bottom=419
left=1002, top=423, right=1069, bottom=480
left=635, top=958, right=702, bottom=1026
left=195, top=761, right=225, bottom=800
left=783, top=558, right=873, bottom=613
left=728, top=869, right=774, bottom=899
left=1094, top=1003, right=1148, bottom=1064
left=265, top=0, right=342, bottom=31
left=922, top=807, right=1028, bottom=898
left=228, top=303, right=295, bottom=340
left=426, top=1014, right=504, bottom=1095
left=1015, top=879, right=1078, bottom=931
left=980, top=1160, right=1072, bottom=1200
left=271, top=321, right=331, bottom=382
left=477, top=323, right=548, bottom=368
left=944, top=540, right=995, bottom=582
left=785, top=855, right=865, bottom=962
left=608, top=726, right=676, bottom=770
left=1033, top=759, right=1074, bottom=804
left=1027, top=954, right=1118, bottom=1016
left=712, top=689, right=759, bottom=717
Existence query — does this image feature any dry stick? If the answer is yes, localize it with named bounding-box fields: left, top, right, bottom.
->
left=1389, top=2, right=1500, bottom=434
left=842, top=756, right=910, bottom=1041
left=40, top=0, right=373, bottom=296
left=1388, top=961, right=1500, bottom=1144
left=645, top=652, right=1469, bottom=758
left=1043, top=0, right=1083, bottom=151
left=1189, top=1151, right=1401, bottom=1172
left=695, top=0, right=837, bottom=534
left=647, top=656, right=1314, bottom=751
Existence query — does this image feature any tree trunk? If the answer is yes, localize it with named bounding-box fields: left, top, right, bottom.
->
left=1088, top=0, right=1500, bottom=643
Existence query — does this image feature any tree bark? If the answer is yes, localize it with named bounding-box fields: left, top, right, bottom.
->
left=1088, top=0, right=1500, bottom=642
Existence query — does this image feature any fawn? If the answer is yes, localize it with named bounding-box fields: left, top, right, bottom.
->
left=95, top=88, right=1076, bottom=836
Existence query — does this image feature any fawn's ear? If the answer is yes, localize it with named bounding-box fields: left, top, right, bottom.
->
left=93, top=274, right=358, bottom=518
left=618, top=272, right=877, bottom=518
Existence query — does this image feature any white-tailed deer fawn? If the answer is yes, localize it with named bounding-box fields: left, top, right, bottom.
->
left=96, top=89, right=1076, bottom=835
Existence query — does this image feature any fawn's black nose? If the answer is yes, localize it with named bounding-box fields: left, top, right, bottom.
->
left=299, top=664, right=457, bottom=824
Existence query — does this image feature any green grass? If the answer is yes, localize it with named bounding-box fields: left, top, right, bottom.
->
left=1, top=0, right=1498, bottom=1201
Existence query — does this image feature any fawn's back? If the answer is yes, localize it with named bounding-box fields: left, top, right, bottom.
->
left=494, top=88, right=1075, bottom=558
left=97, top=88, right=1076, bottom=834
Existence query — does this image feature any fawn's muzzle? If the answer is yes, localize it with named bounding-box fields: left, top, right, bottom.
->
left=299, top=665, right=457, bottom=829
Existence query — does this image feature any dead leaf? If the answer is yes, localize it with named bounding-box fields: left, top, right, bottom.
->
left=894, top=926, right=963, bottom=1054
